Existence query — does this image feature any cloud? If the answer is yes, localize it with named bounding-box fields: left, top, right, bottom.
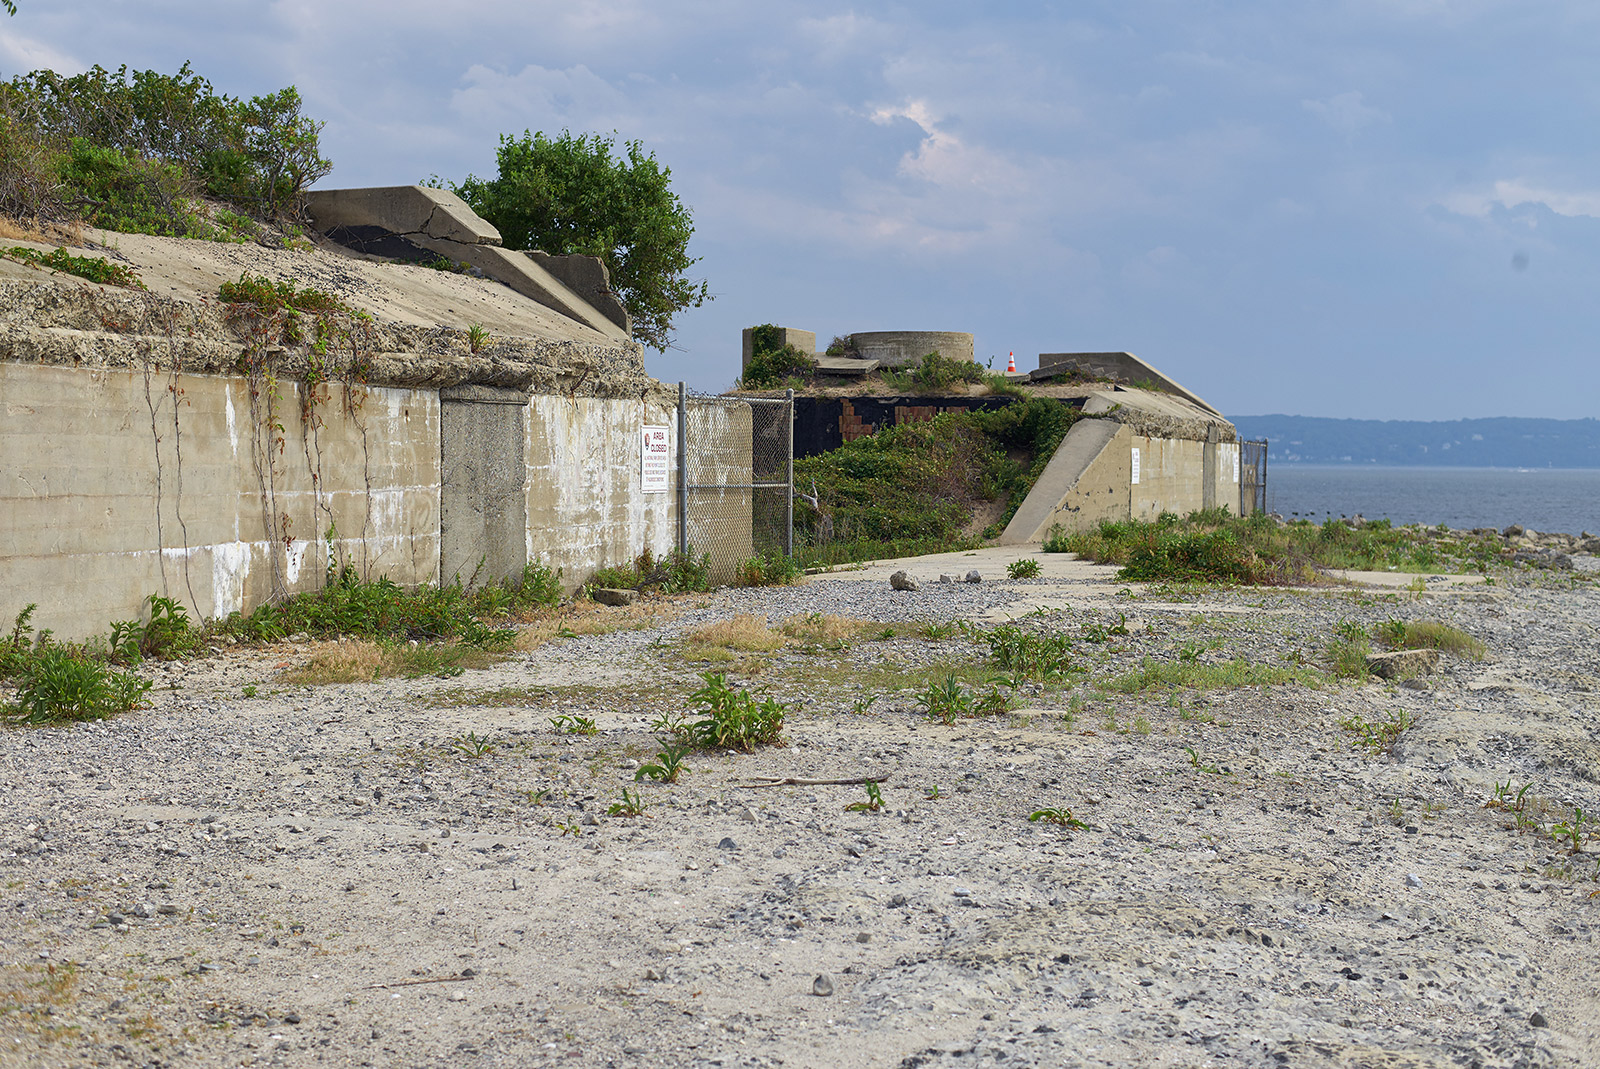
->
left=1440, top=180, right=1600, bottom=219
left=1302, top=91, right=1389, bottom=138
left=450, top=62, right=630, bottom=131
left=0, top=32, right=81, bottom=75
left=868, top=99, right=1029, bottom=196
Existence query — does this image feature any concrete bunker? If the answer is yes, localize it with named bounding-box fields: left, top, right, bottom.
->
left=736, top=326, right=1261, bottom=539
left=0, top=191, right=757, bottom=641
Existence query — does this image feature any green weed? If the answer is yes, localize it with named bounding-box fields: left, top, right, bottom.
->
left=668, top=672, right=787, bottom=752
left=1029, top=807, right=1089, bottom=830
left=549, top=714, right=598, bottom=736
left=917, top=675, right=974, bottom=724
left=607, top=788, right=649, bottom=818
left=845, top=781, right=885, bottom=812
left=450, top=731, right=496, bottom=758
left=1007, top=559, right=1042, bottom=580
left=2, top=245, right=146, bottom=288
left=635, top=745, right=688, bottom=784
left=1338, top=708, right=1412, bottom=755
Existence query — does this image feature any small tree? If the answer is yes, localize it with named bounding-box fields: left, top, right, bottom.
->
left=454, top=130, right=709, bottom=351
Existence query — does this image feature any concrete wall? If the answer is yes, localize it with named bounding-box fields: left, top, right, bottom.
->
left=849, top=331, right=974, bottom=369
left=523, top=396, right=754, bottom=590
left=0, top=363, right=440, bottom=641
left=1000, top=420, right=1242, bottom=543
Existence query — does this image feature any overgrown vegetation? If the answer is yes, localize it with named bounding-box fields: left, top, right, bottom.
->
left=1, top=244, right=145, bottom=287
left=1, top=63, right=329, bottom=236
left=792, top=398, right=1078, bottom=563
left=1047, top=510, right=1490, bottom=585
left=735, top=551, right=802, bottom=587
left=739, top=323, right=815, bottom=389
left=224, top=557, right=562, bottom=647
left=0, top=605, right=151, bottom=725
left=587, top=548, right=711, bottom=595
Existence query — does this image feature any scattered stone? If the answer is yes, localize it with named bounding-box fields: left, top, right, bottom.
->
left=939, top=574, right=956, bottom=584
left=856, top=932, right=871, bottom=944
left=717, top=837, right=739, bottom=850
left=738, top=807, right=758, bottom=823
left=1530, top=1011, right=1549, bottom=1028
left=1405, top=874, right=1422, bottom=888
left=889, top=571, right=919, bottom=592
left=593, top=588, right=636, bottom=607
left=283, top=1013, right=300, bottom=1024
left=1365, top=648, right=1439, bottom=680
left=812, top=974, right=834, bottom=997
left=965, top=570, right=982, bottom=583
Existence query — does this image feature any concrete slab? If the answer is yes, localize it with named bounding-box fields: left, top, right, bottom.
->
left=814, top=356, right=880, bottom=375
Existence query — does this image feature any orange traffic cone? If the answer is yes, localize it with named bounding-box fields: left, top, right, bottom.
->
left=1006, top=351, right=1016, bottom=374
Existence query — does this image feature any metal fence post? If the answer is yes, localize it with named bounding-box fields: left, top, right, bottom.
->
left=785, top=389, right=794, bottom=558
left=677, top=382, right=688, bottom=556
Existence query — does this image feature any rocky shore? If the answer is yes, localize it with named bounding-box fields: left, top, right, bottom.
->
left=2, top=546, right=1598, bottom=1068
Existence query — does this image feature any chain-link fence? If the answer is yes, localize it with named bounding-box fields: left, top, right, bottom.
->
left=677, top=386, right=793, bottom=584
left=1241, top=438, right=1268, bottom=515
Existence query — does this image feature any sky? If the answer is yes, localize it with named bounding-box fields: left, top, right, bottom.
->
left=5, top=1, right=1599, bottom=420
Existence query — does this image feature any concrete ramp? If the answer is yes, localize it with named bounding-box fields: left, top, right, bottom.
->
left=999, top=419, right=1128, bottom=544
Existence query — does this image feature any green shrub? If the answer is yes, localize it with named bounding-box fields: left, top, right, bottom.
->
left=1042, top=509, right=1471, bottom=585
left=2, top=244, right=147, bottom=287
left=740, top=324, right=814, bottom=389
left=3, top=645, right=151, bottom=725
left=221, top=566, right=514, bottom=648
left=588, top=547, right=711, bottom=594
left=0, top=64, right=330, bottom=229
left=669, top=672, right=787, bottom=751
left=909, top=351, right=984, bottom=390
left=735, top=552, right=801, bottom=587
left=1007, top=559, right=1041, bottom=580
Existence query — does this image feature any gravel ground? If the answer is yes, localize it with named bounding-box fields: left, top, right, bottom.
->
left=3, top=552, right=1599, bottom=1069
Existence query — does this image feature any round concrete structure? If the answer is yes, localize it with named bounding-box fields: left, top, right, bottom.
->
left=848, top=331, right=974, bottom=368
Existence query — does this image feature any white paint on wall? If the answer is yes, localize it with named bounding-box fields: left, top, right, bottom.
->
left=225, top=382, right=238, bottom=458
left=1131, top=447, right=1141, bottom=485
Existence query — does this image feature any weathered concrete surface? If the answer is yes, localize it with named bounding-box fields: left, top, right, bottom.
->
left=304, top=186, right=630, bottom=342
left=1000, top=419, right=1126, bottom=543
left=0, top=228, right=716, bottom=640
left=849, top=330, right=974, bottom=368
left=440, top=385, right=530, bottom=587
left=522, top=397, right=754, bottom=591
left=1001, top=414, right=1244, bottom=544
left=1081, top=386, right=1236, bottom=443
left=302, top=185, right=503, bottom=247
left=526, top=251, right=630, bottom=336
left=0, top=363, right=440, bottom=641
left=1035, top=350, right=1223, bottom=416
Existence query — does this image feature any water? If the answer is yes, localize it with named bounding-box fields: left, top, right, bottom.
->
left=1265, top=466, right=1600, bottom=535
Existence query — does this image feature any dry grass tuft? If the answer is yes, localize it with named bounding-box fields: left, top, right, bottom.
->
left=0, top=215, right=84, bottom=246
left=688, top=614, right=786, bottom=651
left=780, top=613, right=874, bottom=645
left=278, top=638, right=504, bottom=684
left=281, top=639, right=388, bottom=684
left=513, top=601, right=679, bottom=651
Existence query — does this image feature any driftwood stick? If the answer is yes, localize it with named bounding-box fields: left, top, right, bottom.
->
left=363, top=974, right=475, bottom=990
left=738, top=774, right=892, bottom=789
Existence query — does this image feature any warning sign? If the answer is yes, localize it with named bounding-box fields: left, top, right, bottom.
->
left=636, top=422, right=668, bottom=496
left=641, top=425, right=670, bottom=493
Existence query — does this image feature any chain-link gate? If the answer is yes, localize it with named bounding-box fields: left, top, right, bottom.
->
left=676, top=385, right=793, bottom=583
left=1240, top=438, right=1267, bottom=515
